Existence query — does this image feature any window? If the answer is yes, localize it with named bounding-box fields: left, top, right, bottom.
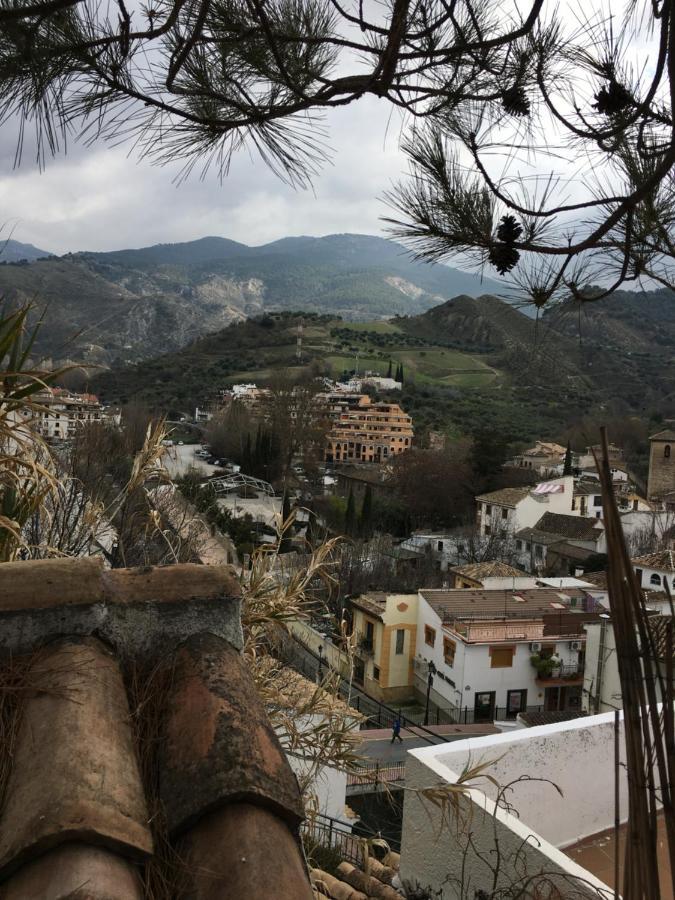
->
left=424, top=625, right=436, bottom=647
left=650, top=573, right=662, bottom=586
left=516, top=540, right=522, bottom=550
left=437, top=540, right=444, bottom=551
left=501, top=508, right=508, bottom=520
left=484, top=523, right=491, bottom=535
left=490, top=646, right=515, bottom=668
left=443, top=637, right=456, bottom=667
left=534, top=544, right=543, bottom=559
left=395, top=629, right=405, bottom=655
left=593, top=496, right=602, bottom=507
left=373, top=666, right=380, bottom=681
left=572, top=497, right=577, bottom=510
left=485, top=504, right=492, bottom=515
left=666, top=445, right=671, bottom=459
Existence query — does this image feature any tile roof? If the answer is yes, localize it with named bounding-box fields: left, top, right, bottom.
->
left=548, top=541, right=602, bottom=561
left=0, top=558, right=314, bottom=899
left=650, top=429, right=675, bottom=441
left=633, top=550, right=675, bottom=572
left=516, top=526, right=568, bottom=546
left=579, top=570, right=607, bottom=588
left=349, top=593, right=388, bottom=619
left=419, top=587, right=590, bottom=620
left=573, top=481, right=601, bottom=496
left=534, top=512, right=603, bottom=541
left=475, top=486, right=531, bottom=507
left=311, top=848, right=402, bottom=899
left=450, top=561, right=529, bottom=580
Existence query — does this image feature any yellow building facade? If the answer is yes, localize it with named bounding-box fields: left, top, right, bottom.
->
left=349, top=593, right=418, bottom=703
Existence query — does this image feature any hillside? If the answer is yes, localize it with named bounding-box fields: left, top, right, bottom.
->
left=0, top=239, right=50, bottom=263
left=93, top=287, right=675, bottom=443
left=93, top=310, right=503, bottom=413
left=0, top=233, right=502, bottom=366
left=91, top=297, right=597, bottom=439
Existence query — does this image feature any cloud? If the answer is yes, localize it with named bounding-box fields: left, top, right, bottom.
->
left=0, top=97, right=408, bottom=254
left=0, top=0, right=662, bottom=256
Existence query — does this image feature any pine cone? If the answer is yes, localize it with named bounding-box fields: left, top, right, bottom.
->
left=593, top=80, right=632, bottom=116
left=496, top=214, right=523, bottom=243
left=502, top=85, right=530, bottom=117
left=488, top=243, right=520, bottom=275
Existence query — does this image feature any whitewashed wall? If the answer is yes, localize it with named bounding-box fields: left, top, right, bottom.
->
left=400, top=713, right=626, bottom=899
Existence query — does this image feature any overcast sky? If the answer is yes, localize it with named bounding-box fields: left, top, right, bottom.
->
left=0, top=96, right=407, bottom=255
left=0, top=1, right=656, bottom=256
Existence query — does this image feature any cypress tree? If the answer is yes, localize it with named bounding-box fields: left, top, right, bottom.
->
left=563, top=440, right=573, bottom=476
left=387, top=359, right=393, bottom=379
left=359, top=484, right=373, bottom=539
left=399, top=363, right=404, bottom=385
left=243, top=432, right=252, bottom=473
left=344, top=489, right=356, bottom=537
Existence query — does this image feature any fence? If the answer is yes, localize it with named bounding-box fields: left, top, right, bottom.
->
left=346, top=761, right=406, bottom=787
left=301, top=813, right=365, bottom=867
left=301, top=811, right=401, bottom=860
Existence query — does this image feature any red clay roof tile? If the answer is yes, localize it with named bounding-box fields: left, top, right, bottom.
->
left=0, top=843, right=143, bottom=900
left=0, top=560, right=314, bottom=899
left=0, top=557, right=240, bottom=612
left=0, top=638, right=152, bottom=880
left=160, top=632, right=305, bottom=835
left=178, top=803, right=314, bottom=900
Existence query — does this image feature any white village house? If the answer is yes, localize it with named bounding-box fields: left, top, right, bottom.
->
left=476, top=476, right=576, bottom=537
left=413, top=587, right=601, bottom=722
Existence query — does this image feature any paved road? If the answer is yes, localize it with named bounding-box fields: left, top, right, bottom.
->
left=357, top=723, right=499, bottom=764
left=357, top=732, right=442, bottom=764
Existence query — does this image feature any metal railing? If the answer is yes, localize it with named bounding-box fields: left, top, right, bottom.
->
left=301, top=811, right=401, bottom=858
left=535, top=663, right=584, bottom=680
left=347, top=761, right=405, bottom=787
left=301, top=813, right=365, bottom=866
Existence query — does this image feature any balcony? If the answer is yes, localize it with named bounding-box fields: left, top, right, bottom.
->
left=356, top=634, right=374, bottom=658
left=532, top=657, right=584, bottom=684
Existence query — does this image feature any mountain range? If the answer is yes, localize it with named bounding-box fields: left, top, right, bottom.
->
left=0, top=238, right=50, bottom=263
left=0, top=233, right=503, bottom=365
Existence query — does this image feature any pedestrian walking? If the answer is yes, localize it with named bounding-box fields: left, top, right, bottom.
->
left=391, top=716, right=403, bottom=744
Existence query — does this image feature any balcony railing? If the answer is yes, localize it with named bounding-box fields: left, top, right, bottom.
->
left=535, top=663, right=584, bottom=681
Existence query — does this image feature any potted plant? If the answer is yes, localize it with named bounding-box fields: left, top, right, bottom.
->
left=530, top=654, right=555, bottom=678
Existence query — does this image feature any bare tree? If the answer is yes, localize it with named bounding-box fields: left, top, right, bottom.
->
left=0, top=2, right=672, bottom=298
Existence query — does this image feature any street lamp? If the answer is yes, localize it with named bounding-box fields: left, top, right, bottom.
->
left=424, top=660, right=437, bottom=726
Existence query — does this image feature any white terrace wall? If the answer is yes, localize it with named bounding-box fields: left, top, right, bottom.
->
left=400, top=712, right=628, bottom=899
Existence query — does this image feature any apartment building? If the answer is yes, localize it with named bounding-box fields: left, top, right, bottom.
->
left=324, top=393, right=413, bottom=464
left=22, top=388, right=105, bottom=440
left=415, top=587, right=601, bottom=721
